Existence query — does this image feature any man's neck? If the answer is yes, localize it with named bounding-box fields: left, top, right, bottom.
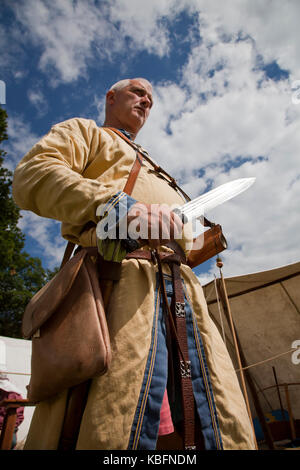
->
left=118, top=128, right=132, bottom=140
left=103, top=119, right=137, bottom=140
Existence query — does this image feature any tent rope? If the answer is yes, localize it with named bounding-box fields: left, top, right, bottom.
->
left=1, top=371, right=30, bottom=376
left=235, top=347, right=299, bottom=372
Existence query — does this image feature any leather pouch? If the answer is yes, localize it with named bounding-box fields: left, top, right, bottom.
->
left=187, top=224, right=227, bottom=268
left=22, top=247, right=111, bottom=402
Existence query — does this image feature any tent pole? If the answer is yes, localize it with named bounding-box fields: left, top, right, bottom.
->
left=272, top=366, right=289, bottom=436
left=215, top=257, right=274, bottom=450
left=284, top=384, right=297, bottom=441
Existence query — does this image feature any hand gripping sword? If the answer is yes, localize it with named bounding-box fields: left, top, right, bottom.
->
left=97, top=177, right=256, bottom=261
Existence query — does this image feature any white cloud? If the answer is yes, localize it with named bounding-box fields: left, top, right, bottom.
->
left=11, top=0, right=114, bottom=84
left=3, top=114, right=42, bottom=171
left=13, top=70, right=27, bottom=80
left=93, top=93, right=106, bottom=126
left=107, top=0, right=192, bottom=58
left=18, top=211, right=66, bottom=269
left=5, top=0, right=300, bottom=86
left=8, top=0, right=191, bottom=85
left=194, top=0, right=300, bottom=79
left=27, top=88, right=48, bottom=115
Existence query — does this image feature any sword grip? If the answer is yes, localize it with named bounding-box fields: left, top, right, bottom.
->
left=172, top=208, right=188, bottom=224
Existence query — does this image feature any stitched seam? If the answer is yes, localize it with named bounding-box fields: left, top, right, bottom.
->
left=131, top=287, right=160, bottom=449
left=183, top=284, right=223, bottom=449
left=104, top=191, right=127, bottom=216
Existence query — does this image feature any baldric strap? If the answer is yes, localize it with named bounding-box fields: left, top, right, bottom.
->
left=104, top=127, right=192, bottom=203
left=123, top=152, right=143, bottom=195
left=105, top=127, right=215, bottom=229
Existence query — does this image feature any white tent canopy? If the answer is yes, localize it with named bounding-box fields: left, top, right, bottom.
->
left=202, top=261, right=300, bottom=424
left=0, top=335, right=34, bottom=444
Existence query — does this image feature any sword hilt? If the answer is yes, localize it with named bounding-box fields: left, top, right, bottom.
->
left=172, top=207, right=189, bottom=224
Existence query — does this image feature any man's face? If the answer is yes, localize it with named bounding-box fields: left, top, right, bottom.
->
left=107, top=79, right=153, bottom=135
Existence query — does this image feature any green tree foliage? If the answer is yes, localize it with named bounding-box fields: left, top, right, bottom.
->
left=0, top=106, right=56, bottom=338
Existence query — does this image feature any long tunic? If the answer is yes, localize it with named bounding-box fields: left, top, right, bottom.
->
left=12, top=118, right=256, bottom=450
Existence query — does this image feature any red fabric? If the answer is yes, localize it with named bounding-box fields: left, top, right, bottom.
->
left=158, top=389, right=174, bottom=436
left=0, top=391, right=24, bottom=430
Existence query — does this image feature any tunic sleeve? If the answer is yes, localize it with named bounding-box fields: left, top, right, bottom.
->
left=12, top=118, right=114, bottom=226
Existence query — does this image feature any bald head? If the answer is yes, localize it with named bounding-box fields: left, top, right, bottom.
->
left=104, top=78, right=153, bottom=140
left=109, top=78, right=152, bottom=93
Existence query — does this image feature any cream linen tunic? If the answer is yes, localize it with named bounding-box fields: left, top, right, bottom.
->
left=13, top=118, right=256, bottom=450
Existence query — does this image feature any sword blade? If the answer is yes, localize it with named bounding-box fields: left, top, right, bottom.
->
left=179, top=177, right=255, bottom=220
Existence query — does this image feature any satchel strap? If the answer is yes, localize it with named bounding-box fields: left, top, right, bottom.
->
left=60, top=240, right=77, bottom=270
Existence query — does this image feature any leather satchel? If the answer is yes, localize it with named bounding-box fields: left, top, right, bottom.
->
left=22, top=247, right=111, bottom=402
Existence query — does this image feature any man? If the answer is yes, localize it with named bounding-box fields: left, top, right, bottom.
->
left=12, top=78, right=256, bottom=450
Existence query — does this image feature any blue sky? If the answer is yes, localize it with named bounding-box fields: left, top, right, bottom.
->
left=1, top=0, right=300, bottom=283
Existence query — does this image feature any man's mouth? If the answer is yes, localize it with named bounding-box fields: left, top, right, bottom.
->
left=134, top=106, right=145, bottom=115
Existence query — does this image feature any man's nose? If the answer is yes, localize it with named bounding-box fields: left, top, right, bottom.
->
left=140, top=95, right=151, bottom=108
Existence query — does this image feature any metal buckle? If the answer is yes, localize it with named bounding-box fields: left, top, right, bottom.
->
left=175, top=302, right=185, bottom=317
left=180, top=360, right=191, bottom=378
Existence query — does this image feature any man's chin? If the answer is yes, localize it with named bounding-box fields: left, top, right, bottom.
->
left=128, top=117, right=145, bottom=134
left=133, top=108, right=146, bottom=121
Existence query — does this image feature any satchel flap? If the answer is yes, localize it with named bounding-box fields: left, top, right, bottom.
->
left=22, top=249, right=86, bottom=339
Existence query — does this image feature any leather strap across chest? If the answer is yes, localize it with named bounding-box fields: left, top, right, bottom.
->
left=106, top=127, right=215, bottom=229
left=104, top=127, right=191, bottom=203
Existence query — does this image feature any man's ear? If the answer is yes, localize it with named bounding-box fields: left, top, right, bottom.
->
left=106, top=90, right=115, bottom=105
